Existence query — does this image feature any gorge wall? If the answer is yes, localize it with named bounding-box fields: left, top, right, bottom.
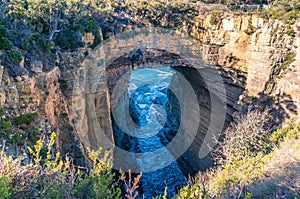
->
left=0, top=14, right=299, bottom=172
left=70, top=14, right=300, bottom=174
left=190, top=15, right=300, bottom=120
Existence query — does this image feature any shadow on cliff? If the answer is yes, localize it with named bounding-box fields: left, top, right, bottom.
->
left=240, top=92, right=298, bottom=130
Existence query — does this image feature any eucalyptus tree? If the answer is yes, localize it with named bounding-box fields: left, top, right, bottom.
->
left=4, top=0, right=92, bottom=40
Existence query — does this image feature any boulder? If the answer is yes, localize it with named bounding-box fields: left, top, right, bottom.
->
left=30, top=60, right=43, bottom=74
left=15, top=76, right=22, bottom=82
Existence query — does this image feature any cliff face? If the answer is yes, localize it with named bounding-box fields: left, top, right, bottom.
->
left=0, top=14, right=299, bottom=172
left=190, top=15, right=300, bottom=119
left=0, top=54, right=86, bottom=164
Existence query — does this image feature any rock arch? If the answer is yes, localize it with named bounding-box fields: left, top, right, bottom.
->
left=72, top=27, right=245, bottom=174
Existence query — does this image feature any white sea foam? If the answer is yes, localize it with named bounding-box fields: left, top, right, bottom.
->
left=126, top=66, right=186, bottom=198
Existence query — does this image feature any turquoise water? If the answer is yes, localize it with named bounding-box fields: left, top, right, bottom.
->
left=127, top=67, right=187, bottom=198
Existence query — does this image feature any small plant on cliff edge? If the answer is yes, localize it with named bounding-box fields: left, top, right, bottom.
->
left=0, top=119, right=13, bottom=135
left=6, top=51, right=22, bottom=65
left=209, top=10, right=222, bottom=25
left=210, top=14, right=218, bottom=25
left=0, top=22, right=12, bottom=51
left=285, top=29, right=296, bottom=37
left=177, top=173, right=211, bottom=199
left=209, top=109, right=272, bottom=197
left=269, top=121, right=300, bottom=145
left=14, top=112, right=38, bottom=128
left=281, top=51, right=296, bottom=71
left=213, top=108, right=271, bottom=166
left=120, top=170, right=142, bottom=199
left=74, top=147, right=122, bottom=199
left=0, top=108, right=4, bottom=116
left=0, top=175, right=13, bottom=199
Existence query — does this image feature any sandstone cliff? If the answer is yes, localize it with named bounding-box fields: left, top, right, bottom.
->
left=0, top=13, right=299, bottom=172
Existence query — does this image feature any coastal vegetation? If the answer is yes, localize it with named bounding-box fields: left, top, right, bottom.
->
left=0, top=110, right=299, bottom=198
left=0, top=0, right=299, bottom=198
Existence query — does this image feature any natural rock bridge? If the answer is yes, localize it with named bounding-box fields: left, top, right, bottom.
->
left=71, top=28, right=245, bottom=176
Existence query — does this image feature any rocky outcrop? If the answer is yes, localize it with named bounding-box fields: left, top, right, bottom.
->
left=70, top=27, right=245, bottom=175
left=190, top=15, right=299, bottom=119
left=276, top=31, right=300, bottom=121
left=70, top=15, right=300, bottom=174
left=0, top=13, right=299, bottom=174
left=0, top=63, right=85, bottom=164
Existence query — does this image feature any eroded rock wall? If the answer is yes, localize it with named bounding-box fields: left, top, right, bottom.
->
left=190, top=15, right=300, bottom=119
left=0, top=13, right=299, bottom=172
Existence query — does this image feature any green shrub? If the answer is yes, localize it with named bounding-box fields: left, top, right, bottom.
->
left=209, top=11, right=220, bottom=25
left=1, top=120, right=12, bottom=135
left=54, top=29, right=85, bottom=51
left=0, top=176, right=13, bottom=199
left=0, top=132, right=123, bottom=198
left=281, top=51, right=296, bottom=70
left=284, top=5, right=293, bottom=12
left=18, top=33, right=53, bottom=53
left=1, top=120, right=10, bottom=129
left=209, top=152, right=271, bottom=196
left=0, top=25, right=12, bottom=50
left=73, top=148, right=122, bottom=199
left=180, top=117, right=300, bottom=198
left=75, top=16, right=99, bottom=33
left=31, top=34, right=53, bottom=53
left=256, top=0, right=300, bottom=21
left=286, top=10, right=299, bottom=20
left=8, top=134, right=24, bottom=146
left=285, top=29, right=296, bottom=37
left=0, top=108, right=4, bottom=116
left=210, top=109, right=272, bottom=196
left=177, top=183, right=210, bottom=199
left=6, top=51, right=22, bottom=65
left=14, top=112, right=38, bottom=126
left=245, top=191, right=253, bottom=199
left=0, top=37, right=12, bottom=51
left=269, top=122, right=300, bottom=145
